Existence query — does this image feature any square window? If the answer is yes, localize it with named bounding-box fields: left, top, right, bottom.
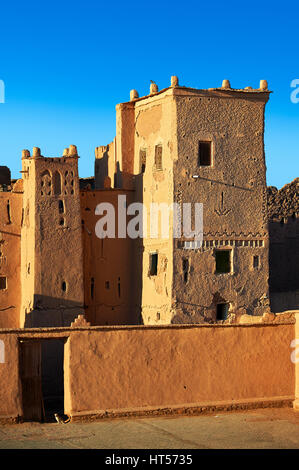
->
left=0, top=277, right=6, bottom=290
left=149, top=253, right=158, bottom=276
left=216, top=303, right=229, bottom=320
left=215, top=250, right=231, bottom=273
left=253, top=255, right=259, bottom=268
left=198, top=141, right=212, bottom=166
left=154, top=145, right=163, bottom=170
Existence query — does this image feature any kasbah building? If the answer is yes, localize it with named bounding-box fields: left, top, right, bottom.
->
left=0, top=76, right=298, bottom=423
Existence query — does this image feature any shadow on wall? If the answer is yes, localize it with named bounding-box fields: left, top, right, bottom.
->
left=0, top=166, right=11, bottom=186
left=95, top=150, right=109, bottom=189
left=269, top=216, right=299, bottom=312
left=93, top=146, right=145, bottom=324
left=24, top=295, right=83, bottom=328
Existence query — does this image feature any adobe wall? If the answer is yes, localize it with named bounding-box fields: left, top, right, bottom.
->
left=65, top=321, right=295, bottom=416
left=0, top=190, right=22, bottom=328
left=130, top=91, right=177, bottom=325
left=0, top=166, right=11, bottom=186
left=95, top=141, right=116, bottom=189
left=0, top=333, right=22, bottom=420
left=0, top=318, right=296, bottom=421
left=21, top=150, right=85, bottom=328
left=173, top=88, right=270, bottom=321
left=267, top=179, right=299, bottom=312
left=80, top=189, right=137, bottom=325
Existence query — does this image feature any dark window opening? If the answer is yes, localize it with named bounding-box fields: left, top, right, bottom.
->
left=59, top=218, right=65, bottom=226
left=117, top=277, right=121, bottom=298
left=156, top=312, right=160, bottom=321
left=155, top=145, right=163, bottom=170
left=149, top=253, right=158, bottom=276
left=215, top=250, right=231, bottom=273
left=182, top=258, right=189, bottom=284
left=105, top=281, right=110, bottom=289
left=91, top=277, right=95, bottom=299
left=7, top=200, right=11, bottom=224
left=253, top=255, right=259, bottom=268
left=0, top=277, right=7, bottom=290
left=140, top=149, right=147, bottom=173
left=61, top=281, right=67, bottom=292
left=53, top=171, right=62, bottom=196
left=58, top=200, right=64, bottom=214
left=198, top=141, right=212, bottom=166
left=216, top=303, right=229, bottom=321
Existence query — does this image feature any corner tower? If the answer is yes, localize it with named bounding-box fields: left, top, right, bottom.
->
left=172, top=79, right=271, bottom=322
left=20, top=145, right=84, bottom=327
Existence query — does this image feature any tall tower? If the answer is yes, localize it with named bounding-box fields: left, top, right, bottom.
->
left=110, top=76, right=271, bottom=324
left=20, top=145, right=84, bottom=327
left=172, top=79, right=271, bottom=322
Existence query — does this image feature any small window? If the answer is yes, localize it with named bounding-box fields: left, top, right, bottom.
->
left=253, top=255, right=259, bottom=268
left=105, top=281, right=110, bottom=289
left=198, top=141, right=212, bottom=166
left=155, top=145, right=163, bottom=170
left=59, top=218, right=65, bottom=226
left=58, top=200, right=64, bottom=214
left=182, top=258, right=189, bottom=284
left=215, top=250, right=231, bottom=273
left=140, top=149, right=147, bottom=173
left=149, top=253, right=158, bottom=276
left=117, top=277, right=121, bottom=298
left=91, top=277, right=95, bottom=299
left=0, top=277, right=7, bottom=290
left=216, top=303, right=229, bottom=321
left=61, top=281, right=67, bottom=292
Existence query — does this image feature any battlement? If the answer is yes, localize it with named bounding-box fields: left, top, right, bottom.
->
left=124, top=76, right=271, bottom=105
left=21, top=145, right=79, bottom=161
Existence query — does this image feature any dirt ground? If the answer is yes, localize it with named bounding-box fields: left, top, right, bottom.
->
left=0, top=407, right=299, bottom=449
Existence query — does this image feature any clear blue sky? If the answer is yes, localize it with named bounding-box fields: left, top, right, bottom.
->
left=0, top=0, right=298, bottom=188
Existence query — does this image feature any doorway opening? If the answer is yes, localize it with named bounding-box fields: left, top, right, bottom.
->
left=216, top=303, right=229, bottom=321
left=19, top=338, right=67, bottom=422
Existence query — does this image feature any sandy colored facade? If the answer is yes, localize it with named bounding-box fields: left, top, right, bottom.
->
left=95, top=77, right=271, bottom=324
left=0, top=77, right=299, bottom=423
left=0, top=188, right=22, bottom=328
left=0, top=76, right=297, bottom=329
left=20, top=147, right=85, bottom=328
left=81, top=188, right=137, bottom=325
